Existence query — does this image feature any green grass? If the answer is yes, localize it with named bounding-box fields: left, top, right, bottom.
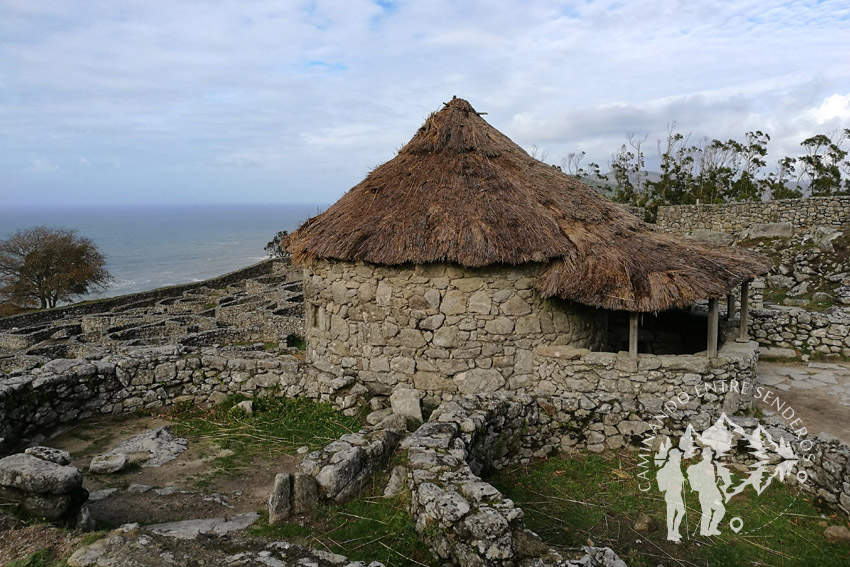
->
left=489, top=451, right=850, bottom=567
left=250, top=471, right=435, bottom=567
left=169, top=395, right=361, bottom=481
left=3, top=550, right=61, bottom=567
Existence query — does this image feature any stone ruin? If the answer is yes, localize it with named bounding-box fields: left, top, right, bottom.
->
left=2, top=252, right=850, bottom=565
left=0, top=258, right=304, bottom=375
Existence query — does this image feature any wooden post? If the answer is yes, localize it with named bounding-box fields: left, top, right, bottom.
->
left=707, top=298, right=719, bottom=357
left=738, top=280, right=750, bottom=342
left=726, top=293, right=735, bottom=320
left=629, top=312, right=639, bottom=357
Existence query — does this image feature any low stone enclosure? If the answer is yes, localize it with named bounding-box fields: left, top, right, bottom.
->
left=5, top=317, right=850, bottom=564
left=4, top=195, right=850, bottom=563
left=649, top=195, right=850, bottom=360
left=0, top=258, right=305, bottom=376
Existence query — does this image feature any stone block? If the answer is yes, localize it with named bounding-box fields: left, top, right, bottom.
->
left=24, top=446, right=71, bottom=466
left=390, top=388, right=423, bottom=424
left=468, top=290, right=491, bottom=314
left=432, top=326, right=459, bottom=348
left=501, top=295, right=532, bottom=316
left=515, top=314, right=541, bottom=334
left=376, top=281, right=392, bottom=305
left=419, top=313, right=445, bottom=331
left=440, top=290, right=466, bottom=315
left=390, top=356, right=415, bottom=375
left=0, top=454, right=83, bottom=494
left=424, top=289, right=441, bottom=309
left=436, top=359, right=470, bottom=376
left=396, top=329, right=426, bottom=349
left=413, top=371, right=458, bottom=391
left=533, top=345, right=586, bottom=359
left=484, top=317, right=515, bottom=335
left=454, top=368, right=505, bottom=394
left=268, top=473, right=291, bottom=524
left=451, top=277, right=484, bottom=292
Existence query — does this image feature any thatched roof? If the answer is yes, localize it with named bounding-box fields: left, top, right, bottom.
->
left=285, top=97, right=769, bottom=312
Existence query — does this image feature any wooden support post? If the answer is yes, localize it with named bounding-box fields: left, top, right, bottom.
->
left=629, top=312, right=639, bottom=357
left=738, top=280, right=750, bottom=342
left=707, top=298, right=719, bottom=357
left=726, top=293, right=735, bottom=320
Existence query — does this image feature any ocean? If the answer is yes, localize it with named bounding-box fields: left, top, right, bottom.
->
left=0, top=203, right=325, bottom=301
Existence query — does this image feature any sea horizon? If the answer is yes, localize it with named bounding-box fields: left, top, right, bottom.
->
left=0, top=202, right=326, bottom=302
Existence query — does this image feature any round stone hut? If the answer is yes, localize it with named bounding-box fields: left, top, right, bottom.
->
left=285, top=97, right=769, bottom=397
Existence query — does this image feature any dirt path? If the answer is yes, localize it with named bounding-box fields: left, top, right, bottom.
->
left=756, top=360, right=850, bottom=444
left=44, top=414, right=299, bottom=529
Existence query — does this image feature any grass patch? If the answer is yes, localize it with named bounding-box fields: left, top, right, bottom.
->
left=489, top=451, right=850, bottom=567
left=4, top=549, right=60, bottom=567
left=169, top=395, right=361, bottom=481
left=250, top=471, right=435, bottom=567
left=286, top=335, right=307, bottom=350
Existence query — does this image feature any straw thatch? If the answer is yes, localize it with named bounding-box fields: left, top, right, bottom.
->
left=285, top=97, right=769, bottom=312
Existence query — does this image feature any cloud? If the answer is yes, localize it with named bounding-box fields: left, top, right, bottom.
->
left=29, top=158, right=58, bottom=172
left=809, top=94, right=850, bottom=127
left=1, top=0, right=848, bottom=205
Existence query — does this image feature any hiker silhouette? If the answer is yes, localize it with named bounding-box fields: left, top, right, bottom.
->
left=656, top=447, right=685, bottom=542
left=686, top=446, right=726, bottom=536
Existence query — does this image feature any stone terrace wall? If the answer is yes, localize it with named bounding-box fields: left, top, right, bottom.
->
left=303, top=261, right=607, bottom=400
left=0, top=346, right=368, bottom=449
left=656, top=196, right=850, bottom=233
left=750, top=306, right=850, bottom=357
left=0, top=259, right=279, bottom=332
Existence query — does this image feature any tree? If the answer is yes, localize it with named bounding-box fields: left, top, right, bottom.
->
left=764, top=156, right=802, bottom=200
left=265, top=230, right=290, bottom=259
left=796, top=131, right=849, bottom=196
left=0, top=226, right=111, bottom=309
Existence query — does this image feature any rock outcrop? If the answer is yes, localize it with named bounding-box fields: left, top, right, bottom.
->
left=0, top=447, right=87, bottom=521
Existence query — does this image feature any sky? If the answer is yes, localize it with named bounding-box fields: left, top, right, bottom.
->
left=2, top=0, right=849, bottom=207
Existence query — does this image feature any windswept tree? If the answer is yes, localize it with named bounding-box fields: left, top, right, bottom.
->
left=265, top=230, right=290, bottom=259
left=0, top=226, right=111, bottom=309
left=796, top=130, right=850, bottom=196
left=764, top=156, right=802, bottom=200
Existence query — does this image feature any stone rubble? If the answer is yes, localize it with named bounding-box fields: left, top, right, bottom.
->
left=0, top=448, right=87, bottom=521
left=101, top=426, right=188, bottom=467
left=298, top=424, right=403, bottom=504
left=145, top=512, right=260, bottom=539
left=66, top=524, right=383, bottom=567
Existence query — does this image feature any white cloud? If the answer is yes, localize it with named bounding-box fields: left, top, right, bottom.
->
left=810, top=94, right=850, bottom=125
left=1, top=0, right=848, bottom=205
left=29, top=158, right=57, bottom=172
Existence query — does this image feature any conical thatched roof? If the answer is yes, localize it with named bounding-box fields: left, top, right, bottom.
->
left=286, top=97, right=769, bottom=312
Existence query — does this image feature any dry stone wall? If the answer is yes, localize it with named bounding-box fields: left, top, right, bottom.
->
left=749, top=306, right=850, bottom=357
left=0, top=346, right=368, bottom=448
left=0, top=259, right=280, bottom=332
left=656, top=196, right=850, bottom=233
left=304, top=261, right=608, bottom=401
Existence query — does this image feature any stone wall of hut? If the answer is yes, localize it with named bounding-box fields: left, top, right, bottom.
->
left=302, top=260, right=608, bottom=399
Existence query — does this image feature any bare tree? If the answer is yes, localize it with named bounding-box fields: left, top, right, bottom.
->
left=0, top=226, right=111, bottom=309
